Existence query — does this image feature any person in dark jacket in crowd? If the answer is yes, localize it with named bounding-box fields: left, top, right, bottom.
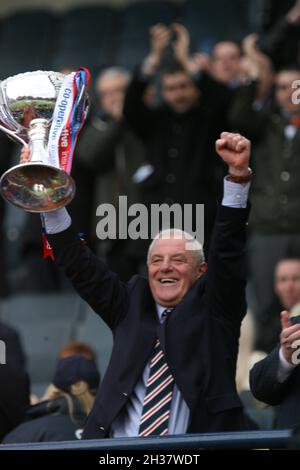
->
left=123, top=23, right=230, bottom=256
left=0, top=320, right=26, bottom=371
left=258, top=0, right=300, bottom=70
left=0, top=365, right=30, bottom=441
left=229, top=60, right=300, bottom=353
left=3, top=355, right=100, bottom=443
left=260, top=257, right=300, bottom=353
left=250, top=310, right=300, bottom=429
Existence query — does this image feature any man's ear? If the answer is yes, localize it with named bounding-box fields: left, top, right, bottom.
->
left=197, top=261, right=207, bottom=278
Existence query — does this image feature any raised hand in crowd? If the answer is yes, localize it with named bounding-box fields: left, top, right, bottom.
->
left=241, top=33, right=274, bottom=99
left=242, top=33, right=270, bottom=75
left=143, top=22, right=211, bottom=77
left=280, top=310, right=300, bottom=364
left=171, top=23, right=190, bottom=67
left=287, top=0, right=300, bottom=24
left=171, top=23, right=211, bottom=75
left=142, top=23, right=171, bottom=75
left=189, top=52, right=212, bottom=74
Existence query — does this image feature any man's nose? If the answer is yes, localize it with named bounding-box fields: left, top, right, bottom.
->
left=160, top=259, right=173, bottom=271
left=287, top=282, right=295, bottom=291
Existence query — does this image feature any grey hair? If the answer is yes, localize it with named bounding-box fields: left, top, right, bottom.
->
left=96, top=67, right=131, bottom=88
left=147, top=228, right=205, bottom=266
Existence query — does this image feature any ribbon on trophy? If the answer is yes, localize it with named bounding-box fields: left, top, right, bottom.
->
left=41, top=67, right=90, bottom=259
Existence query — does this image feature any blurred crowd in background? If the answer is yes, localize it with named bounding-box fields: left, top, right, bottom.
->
left=0, top=0, right=300, bottom=443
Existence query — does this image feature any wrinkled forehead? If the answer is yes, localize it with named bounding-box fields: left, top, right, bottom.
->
left=150, top=236, right=196, bottom=258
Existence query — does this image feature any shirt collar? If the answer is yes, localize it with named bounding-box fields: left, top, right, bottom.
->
left=156, top=304, right=175, bottom=323
left=156, top=304, right=166, bottom=321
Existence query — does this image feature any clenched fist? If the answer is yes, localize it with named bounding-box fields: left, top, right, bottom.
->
left=215, top=132, right=251, bottom=177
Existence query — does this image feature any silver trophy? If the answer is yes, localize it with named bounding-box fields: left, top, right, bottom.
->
left=0, top=70, right=85, bottom=212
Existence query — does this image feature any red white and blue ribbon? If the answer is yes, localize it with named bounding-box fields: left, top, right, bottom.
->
left=47, top=67, right=90, bottom=175
left=42, top=67, right=90, bottom=260
left=41, top=222, right=55, bottom=261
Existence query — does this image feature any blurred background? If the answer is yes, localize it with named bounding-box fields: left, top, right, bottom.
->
left=0, top=0, right=300, bottom=441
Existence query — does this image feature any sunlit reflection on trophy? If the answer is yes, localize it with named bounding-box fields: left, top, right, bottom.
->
left=0, top=69, right=89, bottom=212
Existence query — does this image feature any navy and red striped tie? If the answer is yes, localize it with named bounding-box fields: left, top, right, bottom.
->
left=139, top=309, right=174, bottom=437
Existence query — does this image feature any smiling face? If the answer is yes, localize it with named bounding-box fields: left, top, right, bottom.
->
left=148, top=237, right=207, bottom=307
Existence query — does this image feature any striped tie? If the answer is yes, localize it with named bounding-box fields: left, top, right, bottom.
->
left=139, top=309, right=174, bottom=437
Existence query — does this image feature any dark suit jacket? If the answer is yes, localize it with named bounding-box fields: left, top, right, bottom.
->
left=250, top=343, right=300, bottom=429
left=47, top=204, right=254, bottom=439
left=0, top=321, right=26, bottom=370
left=124, top=70, right=226, bottom=209
left=0, top=365, right=30, bottom=441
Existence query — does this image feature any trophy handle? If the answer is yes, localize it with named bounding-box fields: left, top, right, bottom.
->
left=0, top=123, right=28, bottom=147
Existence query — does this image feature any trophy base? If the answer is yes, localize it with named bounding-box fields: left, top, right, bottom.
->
left=0, top=162, right=76, bottom=212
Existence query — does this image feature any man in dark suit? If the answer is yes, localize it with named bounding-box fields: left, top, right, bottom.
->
left=22, top=131, right=253, bottom=438
left=250, top=310, right=300, bottom=429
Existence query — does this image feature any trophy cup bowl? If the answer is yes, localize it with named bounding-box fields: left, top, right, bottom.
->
left=0, top=71, right=76, bottom=212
